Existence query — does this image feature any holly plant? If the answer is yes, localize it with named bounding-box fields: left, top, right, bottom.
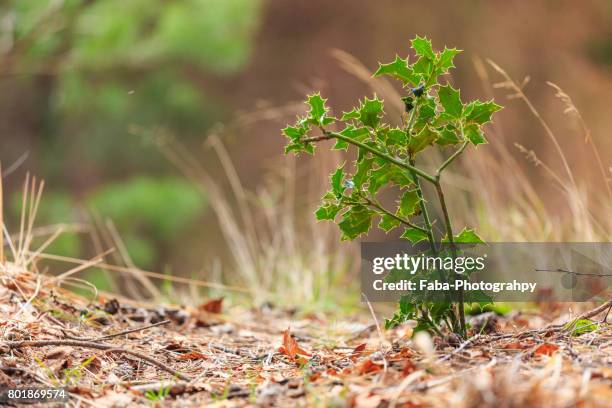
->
left=282, top=36, right=501, bottom=338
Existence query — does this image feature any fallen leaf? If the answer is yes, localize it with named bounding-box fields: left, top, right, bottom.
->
left=351, top=343, right=367, bottom=356
left=279, top=328, right=311, bottom=361
left=308, top=372, right=321, bottom=382
left=356, top=359, right=382, bottom=375
left=176, top=351, right=207, bottom=361
left=503, top=342, right=529, bottom=350
left=402, top=360, right=416, bottom=376
left=200, top=298, right=224, bottom=314
left=326, top=368, right=338, bottom=376
left=534, top=343, right=559, bottom=356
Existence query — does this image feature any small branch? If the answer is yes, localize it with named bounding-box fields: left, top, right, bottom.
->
left=437, top=334, right=481, bottom=362
left=4, top=339, right=191, bottom=381
left=303, top=131, right=437, bottom=183
left=63, top=320, right=171, bottom=341
left=362, top=197, right=427, bottom=234
left=534, top=268, right=612, bottom=277
left=301, top=134, right=334, bottom=143
left=436, top=141, right=468, bottom=178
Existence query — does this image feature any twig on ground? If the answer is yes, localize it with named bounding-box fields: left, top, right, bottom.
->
left=62, top=320, right=171, bottom=341
left=437, top=334, right=482, bottom=362
left=4, top=339, right=192, bottom=381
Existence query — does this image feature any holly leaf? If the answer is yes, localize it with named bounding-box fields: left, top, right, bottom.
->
left=438, top=84, right=463, bottom=118
left=373, top=56, right=419, bottom=87
left=306, top=93, right=328, bottom=125
left=315, top=203, right=341, bottom=221
left=436, top=124, right=461, bottom=146
left=284, top=140, right=314, bottom=155
left=341, top=108, right=360, bottom=121
left=282, top=124, right=306, bottom=141
left=409, top=125, right=439, bottom=154
left=379, top=214, right=401, bottom=232
left=438, top=47, right=461, bottom=73
left=400, top=227, right=428, bottom=243
left=385, top=128, right=408, bottom=146
left=331, top=165, right=345, bottom=198
left=464, top=123, right=487, bottom=145
left=368, top=163, right=393, bottom=194
left=465, top=100, right=502, bottom=124
left=397, top=189, right=420, bottom=218
left=451, top=228, right=485, bottom=243
left=353, top=157, right=374, bottom=189
left=333, top=125, right=369, bottom=151
left=338, top=205, right=373, bottom=240
left=357, top=96, right=384, bottom=128
left=411, top=35, right=435, bottom=60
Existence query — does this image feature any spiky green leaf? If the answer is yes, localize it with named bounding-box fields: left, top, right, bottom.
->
left=438, top=48, right=461, bottom=73
left=465, top=100, right=502, bottom=124
left=397, top=189, right=420, bottom=218
left=450, top=227, right=485, bottom=243
left=373, top=56, right=419, bottom=87
left=315, top=203, right=341, bottom=221
left=464, top=123, right=487, bottom=145
left=338, top=205, right=373, bottom=240
left=409, top=125, right=439, bottom=154
left=400, top=227, right=428, bottom=243
left=358, top=97, right=384, bottom=128
left=379, top=214, right=401, bottom=232
left=438, top=84, right=463, bottom=118
left=330, top=165, right=345, bottom=198
left=411, top=36, right=435, bottom=60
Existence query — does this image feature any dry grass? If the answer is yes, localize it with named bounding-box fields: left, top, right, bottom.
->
left=138, top=126, right=357, bottom=308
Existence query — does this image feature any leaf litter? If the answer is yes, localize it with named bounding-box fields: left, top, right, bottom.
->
left=0, top=266, right=610, bottom=407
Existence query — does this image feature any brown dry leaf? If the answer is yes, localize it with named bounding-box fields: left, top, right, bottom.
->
left=352, top=343, right=367, bottom=355
left=200, top=298, right=224, bottom=314
left=502, top=342, right=529, bottom=350
left=534, top=343, right=559, bottom=356
left=176, top=351, right=207, bottom=361
left=279, top=328, right=311, bottom=361
left=402, top=360, right=416, bottom=376
left=350, top=343, right=367, bottom=360
left=356, top=359, right=383, bottom=375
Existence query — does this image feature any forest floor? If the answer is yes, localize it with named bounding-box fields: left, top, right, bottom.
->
left=0, top=267, right=610, bottom=407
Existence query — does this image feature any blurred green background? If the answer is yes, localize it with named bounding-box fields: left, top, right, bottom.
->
left=1, top=0, right=611, bottom=303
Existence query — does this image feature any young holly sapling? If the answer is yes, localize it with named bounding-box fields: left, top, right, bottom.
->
left=282, top=36, right=501, bottom=338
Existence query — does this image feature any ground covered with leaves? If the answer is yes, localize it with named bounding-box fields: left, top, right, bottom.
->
left=0, top=268, right=610, bottom=407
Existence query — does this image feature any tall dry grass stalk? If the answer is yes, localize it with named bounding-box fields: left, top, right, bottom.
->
left=143, top=125, right=356, bottom=306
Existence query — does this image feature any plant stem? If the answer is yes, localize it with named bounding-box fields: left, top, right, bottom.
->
left=361, top=196, right=428, bottom=234
left=434, top=181, right=466, bottom=337
left=303, top=131, right=437, bottom=183
left=408, top=160, right=437, bottom=254
left=436, top=141, right=468, bottom=177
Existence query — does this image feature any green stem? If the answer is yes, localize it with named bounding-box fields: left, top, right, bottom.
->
left=436, top=141, right=468, bottom=178
left=361, top=197, right=428, bottom=234
left=420, top=307, right=444, bottom=338
left=434, top=181, right=466, bottom=337
left=408, top=159, right=437, bottom=254
left=303, top=131, right=437, bottom=184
